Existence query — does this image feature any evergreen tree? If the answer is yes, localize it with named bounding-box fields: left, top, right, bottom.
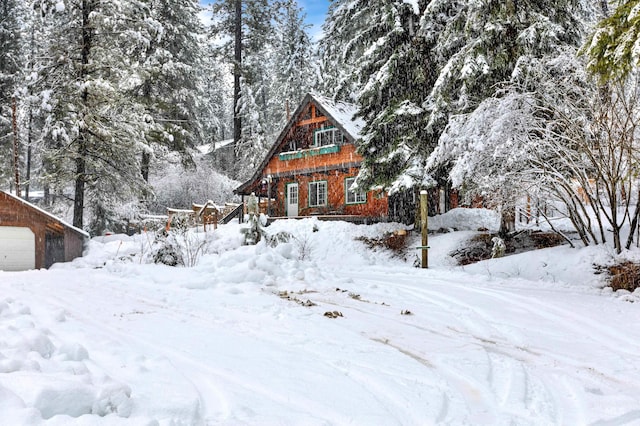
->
left=133, top=0, right=210, bottom=181
left=423, top=0, right=591, bottom=233
left=209, top=0, right=276, bottom=178
left=36, top=0, right=151, bottom=232
left=583, top=0, right=640, bottom=82
left=0, top=0, right=27, bottom=190
left=318, top=0, right=383, bottom=103
left=268, top=0, right=315, bottom=129
left=422, top=0, right=585, bottom=142
left=353, top=1, right=432, bottom=192
left=202, top=47, right=233, bottom=142
left=354, top=0, right=587, bottom=188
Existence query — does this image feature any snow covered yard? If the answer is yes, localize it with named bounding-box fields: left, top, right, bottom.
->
left=1, top=213, right=640, bottom=425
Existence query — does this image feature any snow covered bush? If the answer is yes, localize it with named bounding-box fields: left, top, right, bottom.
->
left=151, top=229, right=185, bottom=267
left=491, top=237, right=506, bottom=258
left=150, top=217, right=211, bottom=267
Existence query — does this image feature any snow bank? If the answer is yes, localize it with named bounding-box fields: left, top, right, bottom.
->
left=428, top=207, right=500, bottom=231
left=0, top=298, right=137, bottom=423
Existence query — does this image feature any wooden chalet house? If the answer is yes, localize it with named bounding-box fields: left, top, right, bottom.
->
left=235, top=93, right=394, bottom=222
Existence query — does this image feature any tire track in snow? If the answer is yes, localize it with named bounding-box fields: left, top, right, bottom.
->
left=16, top=274, right=445, bottom=425
left=303, top=288, right=519, bottom=423
left=327, top=271, right=640, bottom=425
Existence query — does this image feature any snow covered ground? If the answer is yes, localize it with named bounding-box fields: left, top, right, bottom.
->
left=1, top=209, right=640, bottom=425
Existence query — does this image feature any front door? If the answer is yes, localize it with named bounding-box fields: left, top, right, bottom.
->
left=287, top=183, right=299, bottom=217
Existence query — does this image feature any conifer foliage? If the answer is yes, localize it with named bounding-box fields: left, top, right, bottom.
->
left=34, top=0, right=152, bottom=231
left=423, top=0, right=590, bottom=234
left=134, top=0, right=210, bottom=181
left=0, top=0, right=27, bottom=188
left=209, top=0, right=313, bottom=179
left=584, top=0, right=640, bottom=82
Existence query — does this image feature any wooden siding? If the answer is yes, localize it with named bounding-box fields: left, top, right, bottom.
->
left=64, top=227, right=85, bottom=261
left=266, top=143, right=362, bottom=177
left=263, top=104, right=387, bottom=219
left=0, top=192, right=85, bottom=269
left=271, top=168, right=388, bottom=218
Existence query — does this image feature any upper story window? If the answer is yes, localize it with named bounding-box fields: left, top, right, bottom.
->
left=314, top=127, right=343, bottom=147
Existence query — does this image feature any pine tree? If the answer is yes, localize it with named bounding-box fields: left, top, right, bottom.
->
left=36, top=0, right=152, bottom=232
left=268, top=0, right=315, bottom=130
left=353, top=1, right=432, bottom=192
left=134, top=0, right=210, bottom=181
left=0, top=0, right=27, bottom=190
left=423, top=0, right=591, bottom=233
left=209, top=0, right=276, bottom=178
left=318, top=0, right=382, bottom=103
left=583, top=0, right=640, bottom=82
left=202, top=44, right=233, bottom=143
left=422, top=0, right=585, bottom=140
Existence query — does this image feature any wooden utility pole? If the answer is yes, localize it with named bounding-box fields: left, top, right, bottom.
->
left=12, top=96, right=21, bottom=198
left=420, top=190, right=428, bottom=268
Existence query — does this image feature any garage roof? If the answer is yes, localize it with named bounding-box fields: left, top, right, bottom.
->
left=1, top=191, right=90, bottom=238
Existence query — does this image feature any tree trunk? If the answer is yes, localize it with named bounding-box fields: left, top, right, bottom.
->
left=499, top=205, right=516, bottom=237
left=12, top=96, right=20, bottom=198
left=141, top=150, right=151, bottom=182
left=599, top=0, right=609, bottom=16
left=73, top=151, right=86, bottom=229
left=233, top=0, right=242, bottom=169
left=625, top=188, right=640, bottom=249
left=73, top=0, right=93, bottom=229
left=25, top=108, right=32, bottom=201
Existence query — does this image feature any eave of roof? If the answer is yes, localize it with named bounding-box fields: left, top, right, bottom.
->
left=1, top=191, right=90, bottom=238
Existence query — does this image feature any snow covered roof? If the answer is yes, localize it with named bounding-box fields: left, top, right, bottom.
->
left=1, top=190, right=90, bottom=238
left=310, top=93, right=364, bottom=139
left=196, top=139, right=234, bottom=155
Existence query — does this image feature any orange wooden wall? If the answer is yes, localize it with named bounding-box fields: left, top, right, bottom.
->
left=272, top=168, right=388, bottom=218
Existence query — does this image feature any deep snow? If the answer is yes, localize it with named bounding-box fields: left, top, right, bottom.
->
left=1, top=209, right=640, bottom=425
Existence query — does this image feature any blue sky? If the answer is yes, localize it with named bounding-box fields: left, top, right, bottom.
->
left=298, top=0, right=330, bottom=38
left=199, top=1, right=330, bottom=41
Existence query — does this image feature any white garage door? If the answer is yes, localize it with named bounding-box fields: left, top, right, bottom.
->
left=0, top=226, right=36, bottom=271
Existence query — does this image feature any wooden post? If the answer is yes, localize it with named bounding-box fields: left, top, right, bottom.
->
left=12, top=96, right=20, bottom=198
left=420, top=190, right=428, bottom=269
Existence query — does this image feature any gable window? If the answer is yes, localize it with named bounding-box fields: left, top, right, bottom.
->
left=345, top=177, right=366, bottom=204
left=314, top=127, right=343, bottom=147
left=309, top=181, right=327, bottom=207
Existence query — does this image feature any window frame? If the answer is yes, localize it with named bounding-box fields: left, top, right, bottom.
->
left=344, top=177, right=367, bottom=205
left=313, top=127, right=343, bottom=147
left=308, top=180, right=328, bottom=207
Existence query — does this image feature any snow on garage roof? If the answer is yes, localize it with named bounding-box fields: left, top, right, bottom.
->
left=1, top=191, right=90, bottom=238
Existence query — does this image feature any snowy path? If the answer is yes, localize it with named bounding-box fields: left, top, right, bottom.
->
left=2, top=262, right=640, bottom=425
left=1, top=221, right=640, bottom=425
left=333, top=267, right=640, bottom=425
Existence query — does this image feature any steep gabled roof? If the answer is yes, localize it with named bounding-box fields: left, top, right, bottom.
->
left=1, top=191, right=90, bottom=238
left=235, top=93, right=364, bottom=195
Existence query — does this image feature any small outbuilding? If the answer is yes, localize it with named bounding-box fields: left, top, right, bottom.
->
left=0, top=191, right=88, bottom=271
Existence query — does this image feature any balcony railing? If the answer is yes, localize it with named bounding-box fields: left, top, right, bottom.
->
left=278, top=144, right=340, bottom=161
